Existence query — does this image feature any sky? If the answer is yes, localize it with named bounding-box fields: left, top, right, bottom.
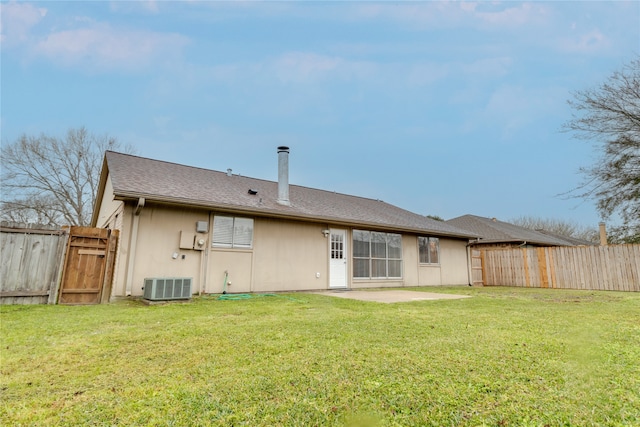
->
left=1, top=1, right=639, bottom=229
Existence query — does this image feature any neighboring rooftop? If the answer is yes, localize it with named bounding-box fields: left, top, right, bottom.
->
left=446, top=214, right=595, bottom=246
left=535, top=229, right=596, bottom=246
left=98, top=151, right=476, bottom=239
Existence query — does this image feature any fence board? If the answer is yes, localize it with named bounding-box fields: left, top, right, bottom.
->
left=2, top=223, right=119, bottom=305
left=0, top=223, right=69, bottom=305
left=481, top=245, right=640, bottom=292
left=58, top=226, right=118, bottom=305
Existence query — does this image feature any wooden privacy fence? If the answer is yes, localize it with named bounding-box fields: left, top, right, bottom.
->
left=480, top=245, right=640, bottom=292
left=0, top=223, right=68, bottom=304
left=0, top=223, right=119, bottom=305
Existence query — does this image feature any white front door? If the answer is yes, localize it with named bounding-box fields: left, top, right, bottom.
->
left=329, top=229, right=348, bottom=289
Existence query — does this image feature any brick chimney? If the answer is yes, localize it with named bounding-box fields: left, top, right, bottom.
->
left=599, top=222, right=608, bottom=246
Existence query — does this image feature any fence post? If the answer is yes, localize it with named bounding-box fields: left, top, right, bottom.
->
left=537, top=248, right=549, bottom=288
left=48, top=228, right=69, bottom=304
left=480, top=250, right=487, bottom=286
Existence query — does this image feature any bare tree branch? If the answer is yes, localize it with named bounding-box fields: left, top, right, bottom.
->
left=1, top=127, right=134, bottom=226
left=510, top=216, right=599, bottom=243
left=563, top=56, right=640, bottom=243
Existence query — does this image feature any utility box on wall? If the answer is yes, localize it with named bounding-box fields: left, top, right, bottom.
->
left=179, top=230, right=195, bottom=249
left=179, top=230, right=207, bottom=250
left=193, top=236, right=206, bottom=250
left=196, top=221, right=208, bottom=233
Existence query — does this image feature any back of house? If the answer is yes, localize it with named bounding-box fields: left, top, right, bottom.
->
left=92, top=148, right=476, bottom=299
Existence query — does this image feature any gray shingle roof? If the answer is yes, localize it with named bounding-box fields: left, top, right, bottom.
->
left=446, top=214, right=589, bottom=246
left=535, top=229, right=596, bottom=246
left=103, top=151, right=475, bottom=238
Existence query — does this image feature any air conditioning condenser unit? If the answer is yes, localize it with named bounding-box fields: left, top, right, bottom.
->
left=143, top=278, right=192, bottom=301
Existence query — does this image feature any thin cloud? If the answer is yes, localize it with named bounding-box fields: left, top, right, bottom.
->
left=351, top=1, right=550, bottom=30
left=109, top=0, right=160, bottom=14
left=1, top=2, right=188, bottom=72
left=0, top=1, right=47, bottom=45
left=406, top=62, right=450, bottom=86
left=33, top=24, right=189, bottom=71
left=471, top=2, right=551, bottom=29
left=465, top=84, right=566, bottom=140
left=268, top=52, right=375, bottom=84
left=463, top=56, right=513, bottom=79
left=271, top=52, right=341, bottom=83
left=556, top=29, right=610, bottom=54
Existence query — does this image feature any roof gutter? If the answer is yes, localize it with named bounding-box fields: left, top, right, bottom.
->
left=112, top=192, right=476, bottom=240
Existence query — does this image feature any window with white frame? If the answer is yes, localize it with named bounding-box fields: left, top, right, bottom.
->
left=212, top=216, right=254, bottom=249
left=418, top=236, right=439, bottom=264
left=353, top=230, right=402, bottom=279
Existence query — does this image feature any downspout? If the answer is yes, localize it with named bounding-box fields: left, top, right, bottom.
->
left=200, top=211, right=213, bottom=296
left=199, top=246, right=207, bottom=296
left=125, top=197, right=145, bottom=296
left=466, top=238, right=480, bottom=286
left=466, top=241, right=472, bottom=286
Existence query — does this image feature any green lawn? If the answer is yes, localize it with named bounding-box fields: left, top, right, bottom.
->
left=1, top=287, right=639, bottom=426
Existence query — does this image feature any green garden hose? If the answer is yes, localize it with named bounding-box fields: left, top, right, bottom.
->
left=216, top=270, right=301, bottom=301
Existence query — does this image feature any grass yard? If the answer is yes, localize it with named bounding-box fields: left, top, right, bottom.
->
left=1, top=287, right=639, bottom=426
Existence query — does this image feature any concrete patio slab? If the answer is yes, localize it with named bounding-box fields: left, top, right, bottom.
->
left=313, top=290, right=471, bottom=304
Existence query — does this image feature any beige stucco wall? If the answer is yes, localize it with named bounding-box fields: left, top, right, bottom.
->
left=416, top=238, right=469, bottom=286
left=135, top=207, right=208, bottom=295
left=403, top=235, right=419, bottom=286
left=94, top=174, right=124, bottom=230
left=111, top=208, right=331, bottom=296
left=93, top=174, right=129, bottom=299
left=111, top=204, right=132, bottom=298
left=439, top=238, right=470, bottom=285
left=207, top=250, right=253, bottom=293
left=418, top=264, right=443, bottom=286
left=107, top=201, right=470, bottom=297
left=251, top=217, right=328, bottom=291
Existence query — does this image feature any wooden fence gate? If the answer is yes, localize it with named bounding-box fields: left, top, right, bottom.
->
left=58, top=226, right=119, bottom=305
left=470, top=249, right=484, bottom=286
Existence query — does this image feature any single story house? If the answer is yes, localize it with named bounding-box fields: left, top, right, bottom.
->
left=446, top=214, right=595, bottom=249
left=92, top=148, right=477, bottom=299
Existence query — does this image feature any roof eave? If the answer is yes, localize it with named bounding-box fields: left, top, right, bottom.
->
left=90, top=155, right=110, bottom=227
left=469, top=238, right=569, bottom=246
left=113, top=191, right=475, bottom=239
